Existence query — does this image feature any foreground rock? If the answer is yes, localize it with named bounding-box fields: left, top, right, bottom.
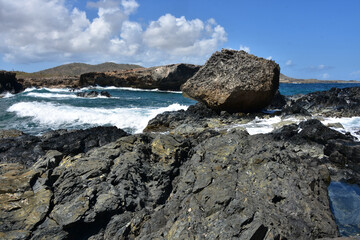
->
left=182, top=49, right=280, bottom=113
left=0, top=71, right=24, bottom=94
left=0, top=126, right=127, bottom=167
left=79, top=63, right=200, bottom=91
left=2, top=118, right=360, bottom=239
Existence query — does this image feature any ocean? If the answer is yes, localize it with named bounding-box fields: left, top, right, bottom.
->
left=1, top=83, right=360, bottom=137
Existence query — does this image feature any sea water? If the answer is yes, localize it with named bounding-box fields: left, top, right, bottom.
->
left=1, top=83, right=360, bottom=136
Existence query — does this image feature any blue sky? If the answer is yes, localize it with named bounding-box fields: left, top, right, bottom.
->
left=0, top=0, right=359, bottom=80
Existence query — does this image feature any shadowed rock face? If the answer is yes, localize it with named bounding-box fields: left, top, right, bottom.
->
left=79, top=64, right=200, bottom=91
left=0, top=71, right=24, bottom=94
left=181, top=49, right=280, bottom=113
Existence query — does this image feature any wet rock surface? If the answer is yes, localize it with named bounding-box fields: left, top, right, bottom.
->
left=1, top=118, right=360, bottom=239
left=0, top=126, right=127, bottom=167
left=0, top=71, right=24, bottom=94
left=79, top=63, right=200, bottom=91
left=76, top=90, right=112, bottom=98
left=181, top=49, right=280, bottom=112
left=283, top=87, right=360, bottom=117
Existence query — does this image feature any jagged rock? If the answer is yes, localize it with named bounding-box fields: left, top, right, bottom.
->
left=3, top=119, right=360, bottom=239
left=79, top=63, right=200, bottom=91
left=286, top=87, right=360, bottom=117
left=76, top=90, right=111, bottom=98
left=0, top=71, right=24, bottom=94
left=181, top=49, right=280, bottom=112
left=0, top=126, right=127, bottom=167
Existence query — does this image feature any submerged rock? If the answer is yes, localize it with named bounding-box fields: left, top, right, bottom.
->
left=79, top=63, right=200, bottom=91
left=76, top=90, right=111, bottom=98
left=181, top=49, right=280, bottom=113
left=0, top=71, right=24, bottom=94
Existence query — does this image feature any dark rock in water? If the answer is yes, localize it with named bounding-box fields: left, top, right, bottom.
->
left=76, top=90, right=111, bottom=98
left=286, top=87, right=360, bottom=117
left=79, top=63, right=200, bottom=91
left=100, top=90, right=111, bottom=97
left=0, top=126, right=127, bottom=167
left=0, top=71, right=24, bottom=94
left=181, top=49, right=280, bottom=113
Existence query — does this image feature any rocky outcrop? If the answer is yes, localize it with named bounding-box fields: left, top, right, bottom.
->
left=76, top=90, right=111, bottom=98
left=284, top=87, right=360, bottom=117
left=0, top=71, right=24, bottom=94
left=79, top=63, right=200, bottom=91
left=0, top=126, right=127, bottom=167
left=19, top=76, right=80, bottom=89
left=181, top=49, right=280, bottom=113
left=2, top=119, right=358, bottom=239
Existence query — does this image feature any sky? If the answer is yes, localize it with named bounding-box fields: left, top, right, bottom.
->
left=0, top=0, right=359, bottom=80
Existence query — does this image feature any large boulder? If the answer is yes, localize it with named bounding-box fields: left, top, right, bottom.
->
left=79, top=63, right=200, bottom=91
left=0, top=71, right=24, bottom=94
left=181, top=49, right=280, bottom=113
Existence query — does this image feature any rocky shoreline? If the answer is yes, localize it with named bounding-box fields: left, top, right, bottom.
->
left=0, top=86, right=360, bottom=239
left=1, top=50, right=359, bottom=239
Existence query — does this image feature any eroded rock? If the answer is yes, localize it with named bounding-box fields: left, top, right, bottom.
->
left=181, top=49, right=280, bottom=112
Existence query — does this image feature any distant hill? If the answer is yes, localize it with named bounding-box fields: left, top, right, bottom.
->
left=280, top=73, right=359, bottom=84
left=15, top=62, right=143, bottom=79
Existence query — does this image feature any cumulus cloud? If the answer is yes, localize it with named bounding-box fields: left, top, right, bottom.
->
left=239, top=45, right=250, bottom=53
left=266, top=56, right=273, bottom=60
left=0, top=0, right=227, bottom=66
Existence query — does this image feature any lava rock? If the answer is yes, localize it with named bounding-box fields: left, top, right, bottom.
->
left=0, top=71, right=24, bottom=94
left=181, top=49, right=280, bottom=112
left=0, top=126, right=127, bottom=167
left=76, top=90, right=111, bottom=98
left=79, top=64, right=200, bottom=91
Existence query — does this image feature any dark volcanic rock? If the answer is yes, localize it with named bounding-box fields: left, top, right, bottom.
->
left=286, top=87, right=360, bottom=117
left=76, top=90, right=111, bottom=98
left=0, top=71, right=24, bottom=94
left=79, top=63, right=200, bottom=91
left=3, top=118, right=360, bottom=239
left=181, top=49, right=280, bottom=113
left=0, top=126, right=127, bottom=167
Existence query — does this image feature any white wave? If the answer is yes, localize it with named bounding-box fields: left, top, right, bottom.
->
left=322, top=117, right=360, bottom=140
left=26, top=92, right=78, bottom=99
left=1, top=92, right=15, bottom=98
left=91, top=85, right=182, bottom=94
left=7, top=101, right=188, bottom=133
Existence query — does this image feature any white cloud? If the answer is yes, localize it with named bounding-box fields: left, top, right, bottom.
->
left=350, top=70, right=360, bottom=77
left=308, top=64, right=333, bottom=72
left=266, top=56, right=272, bottom=60
left=321, top=73, right=330, bottom=79
left=285, top=60, right=293, bottom=66
left=0, top=0, right=227, bottom=66
left=239, top=45, right=250, bottom=53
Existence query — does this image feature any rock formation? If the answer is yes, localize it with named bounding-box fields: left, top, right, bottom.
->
left=79, top=63, right=200, bottom=91
left=19, top=76, right=80, bottom=89
left=76, top=90, right=111, bottom=98
left=0, top=71, right=24, bottom=94
left=0, top=126, right=127, bottom=167
left=181, top=49, right=280, bottom=113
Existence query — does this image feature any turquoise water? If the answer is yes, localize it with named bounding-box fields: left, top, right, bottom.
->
left=1, top=83, right=360, bottom=135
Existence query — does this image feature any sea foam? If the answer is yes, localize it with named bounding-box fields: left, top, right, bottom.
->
left=8, top=101, right=188, bottom=133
